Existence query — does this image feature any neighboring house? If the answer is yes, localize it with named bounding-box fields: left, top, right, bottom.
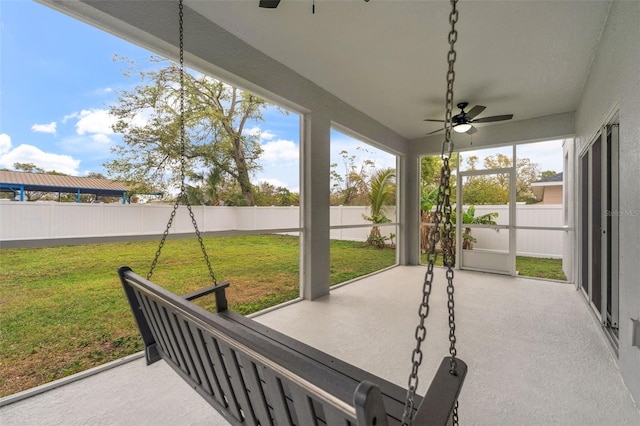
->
left=31, top=0, right=640, bottom=409
left=532, top=172, right=563, bottom=204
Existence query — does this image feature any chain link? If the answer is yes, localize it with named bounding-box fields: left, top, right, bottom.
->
left=402, top=0, right=459, bottom=424
left=148, top=0, right=217, bottom=287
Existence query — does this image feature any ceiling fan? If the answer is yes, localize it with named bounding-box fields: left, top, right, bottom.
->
left=424, top=102, right=513, bottom=135
left=259, top=0, right=281, bottom=8
left=259, top=0, right=370, bottom=8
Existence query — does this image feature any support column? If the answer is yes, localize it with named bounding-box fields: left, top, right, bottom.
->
left=301, top=112, right=331, bottom=300
left=401, top=148, right=421, bottom=265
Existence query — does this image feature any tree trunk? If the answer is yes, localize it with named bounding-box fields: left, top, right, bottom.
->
left=420, top=212, right=434, bottom=253
left=232, top=136, right=255, bottom=206
left=462, top=227, right=473, bottom=250
left=367, top=226, right=385, bottom=248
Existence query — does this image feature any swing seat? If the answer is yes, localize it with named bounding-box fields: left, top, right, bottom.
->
left=119, top=266, right=466, bottom=426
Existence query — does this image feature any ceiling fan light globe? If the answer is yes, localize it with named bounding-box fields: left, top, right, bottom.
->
left=454, top=123, right=472, bottom=133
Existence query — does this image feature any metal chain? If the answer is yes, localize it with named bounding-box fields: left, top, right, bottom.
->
left=402, top=1, right=459, bottom=424
left=148, top=0, right=217, bottom=286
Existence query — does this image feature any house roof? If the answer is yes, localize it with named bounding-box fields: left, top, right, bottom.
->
left=0, top=170, right=160, bottom=198
left=532, top=172, right=564, bottom=186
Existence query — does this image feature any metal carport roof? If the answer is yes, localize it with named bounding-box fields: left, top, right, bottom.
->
left=0, top=170, right=161, bottom=200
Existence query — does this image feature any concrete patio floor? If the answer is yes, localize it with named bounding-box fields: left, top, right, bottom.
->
left=1, top=266, right=639, bottom=425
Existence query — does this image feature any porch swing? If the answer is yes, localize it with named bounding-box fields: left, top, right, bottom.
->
left=118, top=1, right=466, bottom=425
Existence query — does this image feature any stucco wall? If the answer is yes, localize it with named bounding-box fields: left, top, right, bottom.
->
left=575, top=0, right=640, bottom=405
left=542, top=186, right=563, bottom=205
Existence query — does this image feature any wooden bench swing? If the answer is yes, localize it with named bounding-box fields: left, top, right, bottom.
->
left=120, top=1, right=466, bottom=424
left=119, top=266, right=465, bottom=426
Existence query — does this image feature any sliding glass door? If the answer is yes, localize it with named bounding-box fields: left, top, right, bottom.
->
left=579, top=123, right=619, bottom=347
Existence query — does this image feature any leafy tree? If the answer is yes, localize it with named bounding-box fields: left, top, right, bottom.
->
left=462, top=174, right=509, bottom=204
left=330, top=148, right=374, bottom=206
left=106, top=56, right=269, bottom=205
left=540, top=170, right=558, bottom=179
left=453, top=205, right=499, bottom=250
left=274, top=187, right=299, bottom=206
left=253, top=182, right=278, bottom=206
left=14, top=162, right=45, bottom=174
left=248, top=182, right=299, bottom=206
left=460, top=153, right=541, bottom=204
left=420, top=152, right=543, bottom=252
left=420, top=153, right=459, bottom=189
left=420, top=154, right=458, bottom=253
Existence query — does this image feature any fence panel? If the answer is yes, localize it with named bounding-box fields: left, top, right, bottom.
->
left=1, top=202, right=562, bottom=257
left=467, top=204, right=564, bottom=258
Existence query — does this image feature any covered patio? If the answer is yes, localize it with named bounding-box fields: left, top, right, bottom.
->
left=4, top=0, right=639, bottom=422
left=2, top=268, right=638, bottom=425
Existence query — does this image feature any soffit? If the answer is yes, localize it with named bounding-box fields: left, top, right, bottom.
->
left=186, top=0, right=610, bottom=140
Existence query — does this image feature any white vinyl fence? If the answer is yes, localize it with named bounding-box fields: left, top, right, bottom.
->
left=471, top=204, right=566, bottom=258
left=0, top=201, right=563, bottom=257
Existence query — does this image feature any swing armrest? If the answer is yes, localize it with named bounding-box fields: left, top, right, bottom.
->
left=413, top=357, right=467, bottom=425
left=183, top=281, right=230, bottom=311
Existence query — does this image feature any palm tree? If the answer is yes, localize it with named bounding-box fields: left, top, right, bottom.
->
left=459, top=205, right=499, bottom=249
left=363, top=168, right=396, bottom=247
left=442, top=205, right=499, bottom=255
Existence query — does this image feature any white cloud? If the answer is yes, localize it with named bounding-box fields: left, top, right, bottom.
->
left=260, top=130, right=276, bottom=141
left=31, top=122, right=57, bottom=134
left=61, top=113, right=77, bottom=124
left=0, top=134, right=80, bottom=175
left=261, top=139, right=299, bottom=163
left=128, top=108, right=153, bottom=128
left=74, top=109, right=115, bottom=135
left=459, top=139, right=563, bottom=173
left=246, top=126, right=276, bottom=141
left=58, top=135, right=113, bottom=157
left=62, top=108, right=115, bottom=135
left=516, top=139, right=564, bottom=172
left=330, top=135, right=396, bottom=171
left=91, top=133, right=113, bottom=144
left=0, top=134, right=12, bottom=154
left=58, top=108, right=123, bottom=156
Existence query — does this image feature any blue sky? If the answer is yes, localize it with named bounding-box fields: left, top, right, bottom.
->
left=1, top=1, right=159, bottom=175
left=0, top=1, right=308, bottom=185
left=0, top=0, right=396, bottom=193
left=0, top=1, right=559, bottom=193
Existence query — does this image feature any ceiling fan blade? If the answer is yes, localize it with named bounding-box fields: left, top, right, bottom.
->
left=423, top=119, right=445, bottom=122
left=465, top=105, right=486, bottom=119
left=472, top=114, right=514, bottom=123
left=426, top=128, right=444, bottom=136
left=466, top=126, right=478, bottom=135
left=259, top=0, right=281, bottom=8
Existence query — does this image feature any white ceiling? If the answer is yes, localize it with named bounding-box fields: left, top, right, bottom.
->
left=186, top=0, right=610, bottom=140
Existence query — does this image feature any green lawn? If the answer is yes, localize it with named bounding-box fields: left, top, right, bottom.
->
left=420, top=251, right=567, bottom=281
left=0, top=235, right=395, bottom=397
left=1, top=237, right=565, bottom=397
left=515, top=256, right=566, bottom=281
